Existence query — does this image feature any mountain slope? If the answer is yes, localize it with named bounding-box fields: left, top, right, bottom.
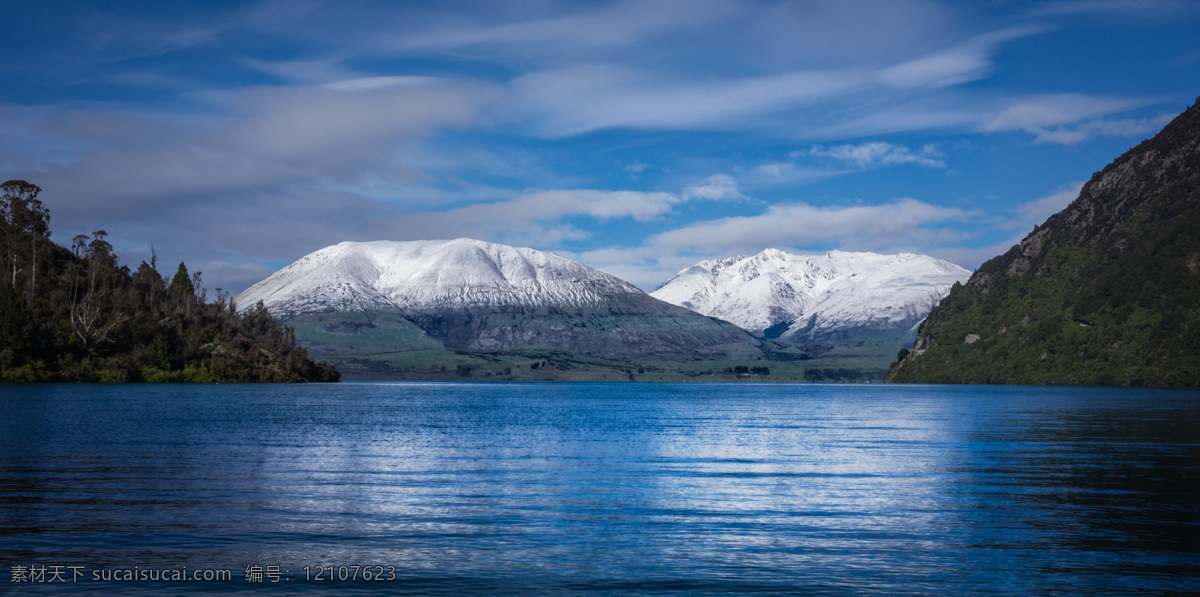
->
left=651, top=249, right=969, bottom=345
left=235, top=238, right=768, bottom=362
left=889, top=97, right=1200, bottom=386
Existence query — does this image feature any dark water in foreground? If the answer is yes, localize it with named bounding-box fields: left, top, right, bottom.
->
left=1, top=382, right=1197, bottom=595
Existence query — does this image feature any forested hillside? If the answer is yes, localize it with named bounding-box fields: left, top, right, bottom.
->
left=888, top=98, right=1200, bottom=386
left=0, top=180, right=338, bottom=382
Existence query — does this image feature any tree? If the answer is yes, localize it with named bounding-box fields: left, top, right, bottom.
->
left=0, top=181, right=339, bottom=383
left=0, top=283, right=33, bottom=370
left=171, top=262, right=194, bottom=296
left=0, top=180, right=50, bottom=296
left=69, top=231, right=130, bottom=350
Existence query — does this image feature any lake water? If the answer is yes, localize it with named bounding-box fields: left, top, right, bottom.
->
left=1, top=382, right=1198, bottom=595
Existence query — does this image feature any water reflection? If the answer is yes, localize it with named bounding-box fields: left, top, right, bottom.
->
left=938, top=386, right=1200, bottom=592
left=1, top=382, right=1197, bottom=595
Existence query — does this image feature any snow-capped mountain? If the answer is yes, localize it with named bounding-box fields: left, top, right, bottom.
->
left=650, top=249, right=971, bottom=345
left=235, top=239, right=764, bottom=361
left=236, top=238, right=642, bottom=319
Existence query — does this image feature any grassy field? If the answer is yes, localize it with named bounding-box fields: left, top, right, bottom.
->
left=325, top=338, right=901, bottom=382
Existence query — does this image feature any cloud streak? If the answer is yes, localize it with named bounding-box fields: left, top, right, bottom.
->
left=808, top=142, right=946, bottom=169
left=510, top=65, right=867, bottom=136
left=981, top=94, right=1163, bottom=143
left=651, top=198, right=969, bottom=252
left=26, top=77, right=500, bottom=216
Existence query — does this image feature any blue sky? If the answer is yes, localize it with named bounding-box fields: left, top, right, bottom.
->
left=2, top=0, right=1198, bottom=293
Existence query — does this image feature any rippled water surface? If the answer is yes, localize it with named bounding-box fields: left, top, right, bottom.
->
left=2, top=382, right=1198, bottom=595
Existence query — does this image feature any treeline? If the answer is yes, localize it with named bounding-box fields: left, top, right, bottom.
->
left=0, top=180, right=338, bottom=383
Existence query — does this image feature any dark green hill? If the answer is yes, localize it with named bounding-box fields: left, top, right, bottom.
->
left=0, top=181, right=339, bottom=383
left=889, top=97, right=1200, bottom=386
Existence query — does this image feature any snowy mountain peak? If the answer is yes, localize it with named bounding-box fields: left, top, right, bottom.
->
left=235, top=238, right=643, bottom=319
left=650, top=248, right=971, bottom=344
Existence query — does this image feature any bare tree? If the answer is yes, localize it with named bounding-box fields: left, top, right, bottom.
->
left=69, top=232, right=131, bottom=349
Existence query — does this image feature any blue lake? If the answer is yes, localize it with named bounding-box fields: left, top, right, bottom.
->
left=2, top=382, right=1198, bottom=595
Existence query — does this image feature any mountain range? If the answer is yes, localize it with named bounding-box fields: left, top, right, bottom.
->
left=235, top=239, right=769, bottom=362
left=236, top=238, right=967, bottom=363
left=651, top=249, right=969, bottom=345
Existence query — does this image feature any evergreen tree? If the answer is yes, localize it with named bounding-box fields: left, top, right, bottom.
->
left=171, top=262, right=194, bottom=296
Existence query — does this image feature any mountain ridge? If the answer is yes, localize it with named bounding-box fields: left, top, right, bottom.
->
left=651, top=249, right=970, bottom=345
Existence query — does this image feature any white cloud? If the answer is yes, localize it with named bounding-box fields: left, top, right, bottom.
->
left=347, top=174, right=741, bottom=250
left=808, top=142, right=946, bottom=168
left=981, top=94, right=1160, bottom=142
left=576, top=245, right=701, bottom=291
left=1026, top=114, right=1175, bottom=144
left=682, top=174, right=745, bottom=201
left=879, top=25, right=1045, bottom=89
left=397, top=174, right=748, bottom=242
left=504, top=189, right=680, bottom=222
left=651, top=197, right=969, bottom=252
left=504, top=21, right=1053, bottom=137
left=34, top=77, right=501, bottom=214
left=510, top=64, right=867, bottom=136
left=390, top=0, right=741, bottom=56
left=748, top=141, right=944, bottom=188
left=623, top=160, right=648, bottom=174
left=805, top=100, right=983, bottom=138
left=752, top=162, right=847, bottom=186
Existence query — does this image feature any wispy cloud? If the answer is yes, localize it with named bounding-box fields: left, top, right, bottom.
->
left=651, top=197, right=970, bottom=252
left=750, top=141, right=945, bottom=189
left=31, top=77, right=500, bottom=213
left=682, top=174, right=745, bottom=201
left=622, top=160, right=649, bottom=174
left=510, top=65, right=867, bottom=136
left=981, top=93, right=1161, bottom=143
left=506, top=23, right=1054, bottom=137
left=1026, top=114, right=1176, bottom=144
left=808, top=142, right=946, bottom=169
left=879, top=25, right=1047, bottom=89
left=390, top=0, right=741, bottom=56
